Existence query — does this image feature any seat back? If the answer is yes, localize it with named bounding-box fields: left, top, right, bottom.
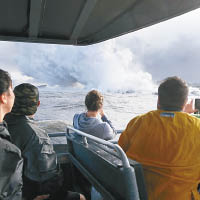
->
left=66, top=126, right=148, bottom=200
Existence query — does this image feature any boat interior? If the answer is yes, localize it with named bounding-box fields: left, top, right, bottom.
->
left=1, top=0, right=200, bottom=199
left=50, top=126, right=148, bottom=200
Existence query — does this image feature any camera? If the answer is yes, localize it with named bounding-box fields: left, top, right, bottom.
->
left=195, top=99, right=200, bottom=114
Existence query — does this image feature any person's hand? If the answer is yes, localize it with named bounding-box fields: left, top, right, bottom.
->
left=99, top=107, right=104, bottom=117
left=183, top=99, right=198, bottom=114
left=80, top=194, right=86, bottom=200
left=33, top=195, right=49, bottom=200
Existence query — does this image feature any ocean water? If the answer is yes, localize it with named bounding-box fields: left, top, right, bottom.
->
left=34, top=86, right=200, bottom=134
left=35, top=89, right=157, bottom=133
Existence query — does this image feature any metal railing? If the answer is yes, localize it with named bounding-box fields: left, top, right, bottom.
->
left=48, top=129, right=123, bottom=138
left=66, top=125, right=130, bottom=168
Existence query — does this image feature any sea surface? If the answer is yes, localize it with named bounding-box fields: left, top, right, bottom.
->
left=35, top=86, right=200, bottom=134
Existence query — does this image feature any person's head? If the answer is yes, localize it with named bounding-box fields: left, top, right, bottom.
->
left=11, top=83, right=40, bottom=116
left=0, top=69, right=15, bottom=116
left=85, top=90, right=103, bottom=112
left=158, top=76, right=188, bottom=111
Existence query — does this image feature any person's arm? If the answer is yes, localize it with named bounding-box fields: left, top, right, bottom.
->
left=99, top=108, right=117, bottom=134
left=38, top=137, right=57, bottom=175
left=118, top=125, right=131, bottom=153
left=23, top=128, right=57, bottom=182
left=118, top=116, right=141, bottom=152
left=183, top=99, right=197, bottom=113
left=102, top=123, right=116, bottom=140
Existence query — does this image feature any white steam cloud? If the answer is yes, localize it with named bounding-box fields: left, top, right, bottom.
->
left=0, top=39, right=155, bottom=93
left=116, top=8, right=200, bottom=83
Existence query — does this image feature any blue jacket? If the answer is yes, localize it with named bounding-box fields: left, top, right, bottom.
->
left=73, top=112, right=116, bottom=140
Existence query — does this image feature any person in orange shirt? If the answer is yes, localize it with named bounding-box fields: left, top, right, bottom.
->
left=118, top=76, right=200, bottom=200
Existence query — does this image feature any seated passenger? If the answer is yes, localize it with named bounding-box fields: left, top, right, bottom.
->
left=5, top=83, right=86, bottom=200
left=0, top=69, right=48, bottom=200
left=118, top=76, right=200, bottom=200
left=0, top=69, right=23, bottom=200
left=73, top=90, right=116, bottom=140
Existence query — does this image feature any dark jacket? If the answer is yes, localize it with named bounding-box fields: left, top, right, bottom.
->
left=0, top=122, right=23, bottom=200
left=4, top=114, right=57, bottom=182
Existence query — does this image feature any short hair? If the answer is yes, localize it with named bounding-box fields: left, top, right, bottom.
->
left=11, top=83, right=39, bottom=115
left=158, top=76, right=188, bottom=111
left=85, top=90, right=103, bottom=111
left=0, top=69, right=12, bottom=95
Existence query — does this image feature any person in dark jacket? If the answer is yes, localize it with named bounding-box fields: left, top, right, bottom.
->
left=0, top=69, right=23, bottom=200
left=5, top=83, right=86, bottom=200
left=73, top=90, right=116, bottom=140
left=0, top=69, right=48, bottom=200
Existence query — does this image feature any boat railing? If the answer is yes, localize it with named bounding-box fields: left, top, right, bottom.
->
left=48, top=129, right=123, bottom=138
left=66, top=126, right=130, bottom=168
left=48, top=128, right=147, bottom=199
left=65, top=126, right=147, bottom=200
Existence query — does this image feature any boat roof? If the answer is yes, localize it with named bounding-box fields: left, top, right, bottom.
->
left=0, top=0, right=200, bottom=46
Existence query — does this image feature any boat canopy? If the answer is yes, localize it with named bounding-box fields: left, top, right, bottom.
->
left=0, top=0, right=200, bottom=46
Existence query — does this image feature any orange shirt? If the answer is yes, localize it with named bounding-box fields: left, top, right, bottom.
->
left=118, top=110, right=200, bottom=200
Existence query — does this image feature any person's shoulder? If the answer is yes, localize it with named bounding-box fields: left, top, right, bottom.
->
left=73, top=112, right=81, bottom=119
left=144, top=110, right=160, bottom=117
left=75, top=112, right=86, bottom=116
left=127, top=111, right=152, bottom=124
left=7, top=114, right=32, bottom=129
left=73, top=113, right=79, bottom=118
left=28, top=122, right=48, bottom=139
left=183, top=112, right=200, bottom=124
left=73, top=112, right=85, bottom=120
left=124, top=110, right=157, bottom=129
left=101, top=122, right=112, bottom=131
left=13, top=116, right=36, bottom=132
left=17, top=117, right=48, bottom=140
left=92, top=122, right=114, bottom=140
left=0, top=137, right=21, bottom=157
left=174, top=112, right=200, bottom=131
left=5, top=113, right=26, bottom=124
left=102, top=123, right=115, bottom=139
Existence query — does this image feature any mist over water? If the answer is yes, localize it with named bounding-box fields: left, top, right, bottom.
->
left=0, top=40, right=156, bottom=93
left=1, top=8, right=200, bottom=93
left=0, top=38, right=158, bottom=132
left=35, top=89, right=158, bottom=131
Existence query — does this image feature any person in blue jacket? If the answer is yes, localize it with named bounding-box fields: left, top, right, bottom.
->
left=73, top=90, right=116, bottom=140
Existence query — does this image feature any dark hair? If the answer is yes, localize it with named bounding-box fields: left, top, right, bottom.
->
left=158, top=76, right=188, bottom=111
left=85, top=90, right=103, bottom=111
left=0, top=69, right=12, bottom=95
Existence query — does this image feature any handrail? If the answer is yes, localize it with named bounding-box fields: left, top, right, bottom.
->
left=66, top=125, right=130, bottom=168
left=48, top=130, right=123, bottom=137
